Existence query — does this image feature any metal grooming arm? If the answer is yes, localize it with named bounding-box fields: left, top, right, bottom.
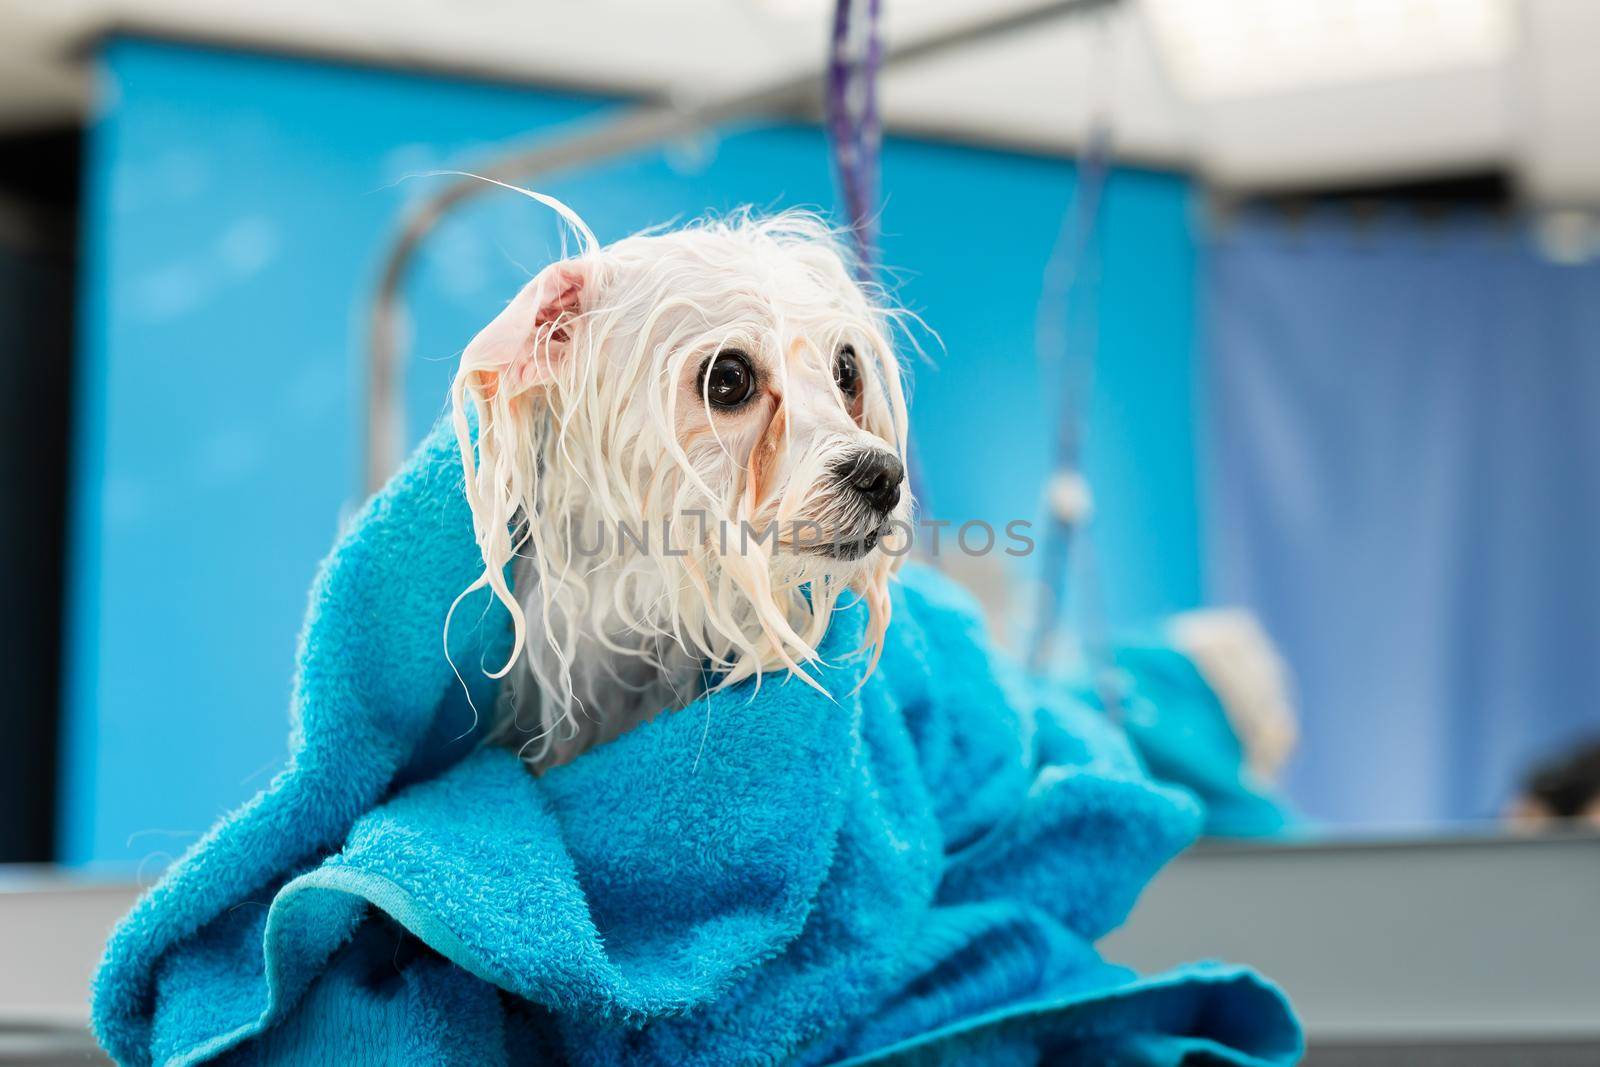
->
left=365, top=0, right=1118, bottom=493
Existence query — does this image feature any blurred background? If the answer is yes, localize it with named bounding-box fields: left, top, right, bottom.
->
left=3, top=0, right=1600, bottom=1057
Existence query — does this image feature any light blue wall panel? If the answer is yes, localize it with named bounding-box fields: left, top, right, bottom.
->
left=65, top=38, right=1198, bottom=865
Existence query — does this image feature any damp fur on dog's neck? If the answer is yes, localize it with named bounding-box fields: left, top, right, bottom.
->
left=446, top=200, right=917, bottom=769
left=489, top=553, right=709, bottom=768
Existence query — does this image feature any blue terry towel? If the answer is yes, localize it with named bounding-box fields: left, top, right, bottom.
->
left=91, top=420, right=1301, bottom=1066
left=1091, top=646, right=1297, bottom=839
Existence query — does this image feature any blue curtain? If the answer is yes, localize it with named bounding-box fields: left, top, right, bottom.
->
left=1203, top=210, right=1600, bottom=829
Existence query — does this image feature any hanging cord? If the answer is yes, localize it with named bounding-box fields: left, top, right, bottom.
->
left=1026, top=13, right=1120, bottom=713
left=1026, top=121, right=1109, bottom=672
left=827, top=0, right=884, bottom=273
left=826, top=0, right=930, bottom=517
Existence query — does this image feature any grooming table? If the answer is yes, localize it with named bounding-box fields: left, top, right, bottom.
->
left=1105, top=830, right=1600, bottom=1065
left=5, top=833, right=1600, bottom=1064
left=0, top=867, right=130, bottom=1064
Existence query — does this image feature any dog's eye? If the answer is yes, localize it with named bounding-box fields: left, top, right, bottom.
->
left=701, top=349, right=757, bottom=409
left=834, top=344, right=861, bottom=398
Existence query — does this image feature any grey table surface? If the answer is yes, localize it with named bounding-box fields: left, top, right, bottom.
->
left=6, top=831, right=1599, bottom=1063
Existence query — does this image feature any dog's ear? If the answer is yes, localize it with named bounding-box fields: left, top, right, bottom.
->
left=462, top=259, right=589, bottom=402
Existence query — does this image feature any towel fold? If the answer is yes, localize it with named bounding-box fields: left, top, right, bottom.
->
left=1091, top=643, right=1297, bottom=838
left=92, top=420, right=1301, bottom=1066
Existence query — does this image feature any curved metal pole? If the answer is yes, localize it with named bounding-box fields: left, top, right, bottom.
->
left=365, top=0, right=1119, bottom=493
left=365, top=104, right=761, bottom=493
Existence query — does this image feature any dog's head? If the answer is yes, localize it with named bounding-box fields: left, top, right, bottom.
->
left=450, top=207, right=912, bottom=742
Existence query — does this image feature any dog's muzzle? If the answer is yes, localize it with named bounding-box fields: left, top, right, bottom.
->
left=804, top=448, right=904, bottom=561
left=837, top=448, right=904, bottom=515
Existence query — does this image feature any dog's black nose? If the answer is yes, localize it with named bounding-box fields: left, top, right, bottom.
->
left=842, top=449, right=904, bottom=513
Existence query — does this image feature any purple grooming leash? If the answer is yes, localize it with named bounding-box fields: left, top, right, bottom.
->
left=828, top=0, right=884, bottom=276
left=829, top=0, right=931, bottom=512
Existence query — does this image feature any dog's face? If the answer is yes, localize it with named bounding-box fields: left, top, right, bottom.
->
left=666, top=272, right=909, bottom=571
left=451, top=211, right=911, bottom=727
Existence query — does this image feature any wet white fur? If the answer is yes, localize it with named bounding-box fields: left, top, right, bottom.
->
left=449, top=202, right=913, bottom=768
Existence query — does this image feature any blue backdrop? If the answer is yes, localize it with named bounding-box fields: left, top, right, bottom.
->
left=1205, top=210, right=1600, bottom=829
left=63, top=39, right=1200, bottom=866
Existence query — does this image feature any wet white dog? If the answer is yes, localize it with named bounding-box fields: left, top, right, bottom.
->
left=450, top=201, right=913, bottom=769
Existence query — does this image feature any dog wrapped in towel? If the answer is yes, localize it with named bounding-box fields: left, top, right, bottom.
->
left=92, top=208, right=1300, bottom=1066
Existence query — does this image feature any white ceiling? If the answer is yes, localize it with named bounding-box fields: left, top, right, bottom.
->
left=0, top=0, right=1597, bottom=201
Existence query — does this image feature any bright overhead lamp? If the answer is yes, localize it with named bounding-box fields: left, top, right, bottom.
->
left=1142, top=0, right=1513, bottom=100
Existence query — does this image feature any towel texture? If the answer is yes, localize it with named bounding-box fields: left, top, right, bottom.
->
left=1088, top=646, right=1297, bottom=839
left=91, top=421, right=1301, bottom=1066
